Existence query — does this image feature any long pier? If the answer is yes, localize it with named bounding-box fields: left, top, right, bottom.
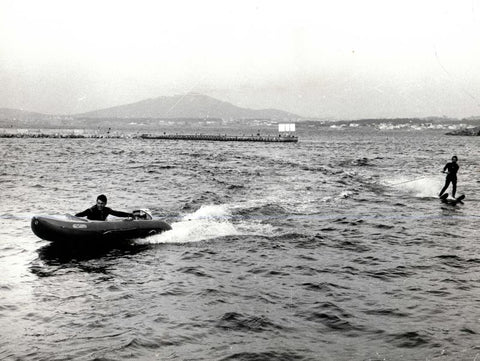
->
left=139, top=133, right=298, bottom=142
left=0, top=131, right=298, bottom=143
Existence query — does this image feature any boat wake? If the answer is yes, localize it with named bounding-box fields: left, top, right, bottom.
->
left=140, top=203, right=276, bottom=245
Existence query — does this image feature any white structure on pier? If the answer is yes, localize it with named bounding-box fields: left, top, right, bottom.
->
left=278, top=123, right=296, bottom=133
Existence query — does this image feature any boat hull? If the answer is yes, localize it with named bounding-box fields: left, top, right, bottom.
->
left=31, top=215, right=171, bottom=243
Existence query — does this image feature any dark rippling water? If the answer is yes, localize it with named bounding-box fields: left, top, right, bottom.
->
left=1, top=125, right=479, bottom=361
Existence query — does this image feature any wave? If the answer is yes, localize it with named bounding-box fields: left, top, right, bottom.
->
left=220, top=350, right=309, bottom=361
left=386, top=330, right=431, bottom=348
left=216, top=311, right=286, bottom=333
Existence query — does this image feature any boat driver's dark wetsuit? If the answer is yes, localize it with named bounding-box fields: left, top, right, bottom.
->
left=75, top=206, right=132, bottom=221
left=439, top=162, right=459, bottom=198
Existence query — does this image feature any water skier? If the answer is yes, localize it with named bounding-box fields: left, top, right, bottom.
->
left=439, top=156, right=459, bottom=198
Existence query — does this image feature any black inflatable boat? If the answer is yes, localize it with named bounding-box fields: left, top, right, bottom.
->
left=31, top=210, right=171, bottom=243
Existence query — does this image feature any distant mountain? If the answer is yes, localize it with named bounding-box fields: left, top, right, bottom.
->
left=74, top=93, right=300, bottom=120
left=0, top=108, right=54, bottom=121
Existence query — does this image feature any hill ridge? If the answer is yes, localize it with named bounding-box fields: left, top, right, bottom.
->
left=74, top=93, right=300, bottom=120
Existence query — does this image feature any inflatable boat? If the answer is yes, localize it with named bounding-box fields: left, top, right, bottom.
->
left=31, top=209, right=171, bottom=243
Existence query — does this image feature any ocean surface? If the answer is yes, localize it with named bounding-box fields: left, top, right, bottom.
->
left=0, top=124, right=479, bottom=361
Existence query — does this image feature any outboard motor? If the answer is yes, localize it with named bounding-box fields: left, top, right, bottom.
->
left=132, top=209, right=153, bottom=220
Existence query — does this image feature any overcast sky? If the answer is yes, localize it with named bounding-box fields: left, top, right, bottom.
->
left=1, top=0, right=480, bottom=119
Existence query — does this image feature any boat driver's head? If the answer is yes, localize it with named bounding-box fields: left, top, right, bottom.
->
left=96, top=194, right=107, bottom=209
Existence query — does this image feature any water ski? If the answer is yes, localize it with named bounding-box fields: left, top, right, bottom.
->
left=440, top=194, right=465, bottom=205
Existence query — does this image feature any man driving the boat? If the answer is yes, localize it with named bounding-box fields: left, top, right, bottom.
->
left=75, top=194, right=133, bottom=221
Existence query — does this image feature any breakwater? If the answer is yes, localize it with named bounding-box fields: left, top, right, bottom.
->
left=0, top=131, right=298, bottom=142
left=445, top=126, right=480, bottom=136
left=139, top=133, right=298, bottom=142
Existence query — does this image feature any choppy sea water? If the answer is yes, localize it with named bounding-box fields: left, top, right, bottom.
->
left=0, top=126, right=479, bottom=361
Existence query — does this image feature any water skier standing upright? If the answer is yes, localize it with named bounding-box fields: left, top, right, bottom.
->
left=439, top=156, right=459, bottom=198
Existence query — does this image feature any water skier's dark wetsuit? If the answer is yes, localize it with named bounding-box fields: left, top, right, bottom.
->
left=439, top=161, right=459, bottom=198
left=75, top=206, right=132, bottom=221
